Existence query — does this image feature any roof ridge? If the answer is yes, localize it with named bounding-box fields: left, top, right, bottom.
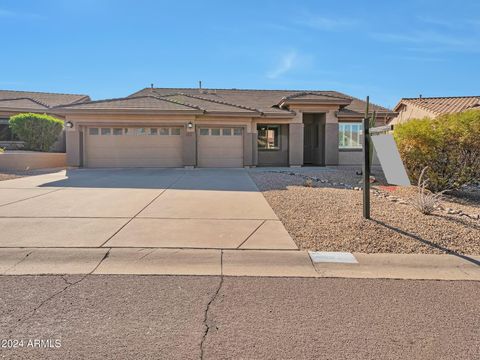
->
left=402, top=95, right=480, bottom=100
left=0, top=97, right=49, bottom=108
left=333, top=91, right=393, bottom=112
left=178, top=92, right=262, bottom=113
left=150, top=93, right=205, bottom=111
left=148, top=87, right=347, bottom=93
left=0, top=89, right=89, bottom=97
left=282, top=91, right=349, bottom=101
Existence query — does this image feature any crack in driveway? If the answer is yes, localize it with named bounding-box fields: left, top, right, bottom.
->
left=8, top=248, right=111, bottom=336
left=200, top=250, right=224, bottom=360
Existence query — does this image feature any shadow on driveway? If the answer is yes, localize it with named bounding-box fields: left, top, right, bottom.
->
left=39, top=168, right=259, bottom=192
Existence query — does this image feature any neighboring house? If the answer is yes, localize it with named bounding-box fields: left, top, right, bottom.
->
left=0, top=90, right=90, bottom=151
left=391, top=96, right=480, bottom=125
left=54, top=87, right=395, bottom=168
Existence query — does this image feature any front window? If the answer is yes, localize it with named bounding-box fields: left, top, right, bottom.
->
left=339, top=123, right=362, bottom=149
left=257, top=125, right=280, bottom=150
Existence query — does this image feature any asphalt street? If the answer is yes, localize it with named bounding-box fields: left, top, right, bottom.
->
left=0, top=275, right=478, bottom=360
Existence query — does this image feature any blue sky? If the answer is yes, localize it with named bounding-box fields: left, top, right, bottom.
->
left=1, top=0, right=479, bottom=108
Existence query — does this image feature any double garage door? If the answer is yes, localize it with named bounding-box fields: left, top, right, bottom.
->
left=85, top=126, right=243, bottom=168
left=85, top=126, right=183, bottom=168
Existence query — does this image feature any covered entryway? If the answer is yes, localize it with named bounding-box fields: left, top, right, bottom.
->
left=85, top=126, right=183, bottom=168
left=197, top=127, right=243, bottom=168
left=303, top=114, right=325, bottom=166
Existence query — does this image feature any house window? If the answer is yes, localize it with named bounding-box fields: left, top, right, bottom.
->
left=160, top=128, right=169, bottom=135
left=211, top=128, right=221, bottom=136
left=199, top=128, right=209, bottom=136
left=149, top=128, right=158, bottom=135
left=170, top=128, right=181, bottom=135
left=0, top=121, right=17, bottom=141
left=222, top=128, right=232, bottom=136
left=101, top=128, right=111, bottom=135
left=257, top=125, right=280, bottom=150
left=136, top=128, right=147, bottom=136
left=89, top=128, right=99, bottom=135
left=233, top=128, right=242, bottom=136
left=339, top=123, right=362, bottom=149
left=113, top=128, right=123, bottom=135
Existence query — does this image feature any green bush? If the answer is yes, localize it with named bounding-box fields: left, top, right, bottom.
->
left=394, top=109, right=480, bottom=192
left=9, top=113, right=64, bottom=152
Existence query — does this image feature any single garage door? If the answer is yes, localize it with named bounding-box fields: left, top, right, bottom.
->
left=197, top=127, right=243, bottom=168
left=85, top=126, right=183, bottom=168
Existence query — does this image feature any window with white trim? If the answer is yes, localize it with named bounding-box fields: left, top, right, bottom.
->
left=339, top=123, right=362, bottom=149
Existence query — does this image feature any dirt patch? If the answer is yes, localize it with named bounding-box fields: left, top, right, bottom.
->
left=249, top=169, right=480, bottom=255
left=0, top=169, right=63, bottom=182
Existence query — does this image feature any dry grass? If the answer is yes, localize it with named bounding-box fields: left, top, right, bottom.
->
left=249, top=169, right=480, bottom=255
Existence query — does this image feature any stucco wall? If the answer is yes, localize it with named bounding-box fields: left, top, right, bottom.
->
left=338, top=149, right=380, bottom=165
left=0, top=151, right=66, bottom=170
left=391, top=104, right=435, bottom=124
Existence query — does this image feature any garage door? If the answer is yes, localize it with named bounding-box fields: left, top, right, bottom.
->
left=197, top=127, right=243, bottom=168
left=85, top=126, right=183, bottom=168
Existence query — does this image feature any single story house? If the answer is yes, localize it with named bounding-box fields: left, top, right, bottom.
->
left=391, top=95, right=480, bottom=125
left=0, top=90, right=90, bottom=151
left=54, top=87, right=395, bottom=168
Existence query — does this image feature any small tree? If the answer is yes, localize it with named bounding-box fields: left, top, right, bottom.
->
left=9, top=113, right=64, bottom=152
left=394, top=109, right=480, bottom=192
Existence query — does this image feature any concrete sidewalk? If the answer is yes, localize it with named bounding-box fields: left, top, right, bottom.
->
left=0, top=248, right=478, bottom=280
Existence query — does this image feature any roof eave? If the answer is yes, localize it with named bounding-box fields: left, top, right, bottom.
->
left=281, top=99, right=352, bottom=107
left=0, top=106, right=49, bottom=113
left=53, top=108, right=205, bottom=115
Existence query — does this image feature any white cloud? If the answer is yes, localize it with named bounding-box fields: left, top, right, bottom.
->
left=267, top=51, right=298, bottom=79
left=295, top=14, right=357, bottom=31
left=370, top=30, right=480, bottom=53
left=0, top=8, right=44, bottom=19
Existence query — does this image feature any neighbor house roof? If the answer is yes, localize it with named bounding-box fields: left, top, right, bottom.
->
left=394, top=96, right=480, bottom=116
left=0, top=89, right=90, bottom=111
left=128, top=87, right=394, bottom=117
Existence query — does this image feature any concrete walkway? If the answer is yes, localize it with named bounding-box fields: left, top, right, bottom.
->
left=1, top=248, right=478, bottom=280
left=0, top=168, right=297, bottom=250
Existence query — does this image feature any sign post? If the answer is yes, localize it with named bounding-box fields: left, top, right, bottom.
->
left=363, top=97, right=371, bottom=219
left=362, top=95, right=410, bottom=219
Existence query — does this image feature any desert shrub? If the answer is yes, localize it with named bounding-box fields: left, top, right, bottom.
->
left=9, top=113, right=63, bottom=152
left=394, top=109, right=480, bottom=192
left=411, top=167, right=445, bottom=215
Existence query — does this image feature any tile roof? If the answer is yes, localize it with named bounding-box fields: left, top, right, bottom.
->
left=159, top=93, right=260, bottom=113
left=130, top=88, right=393, bottom=116
left=0, top=98, right=48, bottom=110
left=394, top=96, right=480, bottom=115
left=0, top=89, right=90, bottom=110
left=55, top=95, right=203, bottom=112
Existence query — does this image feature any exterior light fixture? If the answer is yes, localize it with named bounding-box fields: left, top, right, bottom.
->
left=65, top=121, right=74, bottom=129
left=187, top=121, right=193, bottom=129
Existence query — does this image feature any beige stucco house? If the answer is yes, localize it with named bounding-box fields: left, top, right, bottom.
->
left=52, top=87, right=394, bottom=168
left=391, top=96, right=480, bottom=125
left=0, top=90, right=90, bottom=151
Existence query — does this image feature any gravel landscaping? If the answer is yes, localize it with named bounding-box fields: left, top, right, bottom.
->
left=249, top=167, right=480, bottom=255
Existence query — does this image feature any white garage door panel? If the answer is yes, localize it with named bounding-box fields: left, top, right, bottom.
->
left=86, top=127, right=183, bottom=168
left=198, top=128, right=243, bottom=168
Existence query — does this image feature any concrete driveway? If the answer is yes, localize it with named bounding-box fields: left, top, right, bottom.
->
left=0, top=168, right=296, bottom=250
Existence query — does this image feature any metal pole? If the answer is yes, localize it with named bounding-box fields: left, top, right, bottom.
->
left=363, top=97, right=370, bottom=219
